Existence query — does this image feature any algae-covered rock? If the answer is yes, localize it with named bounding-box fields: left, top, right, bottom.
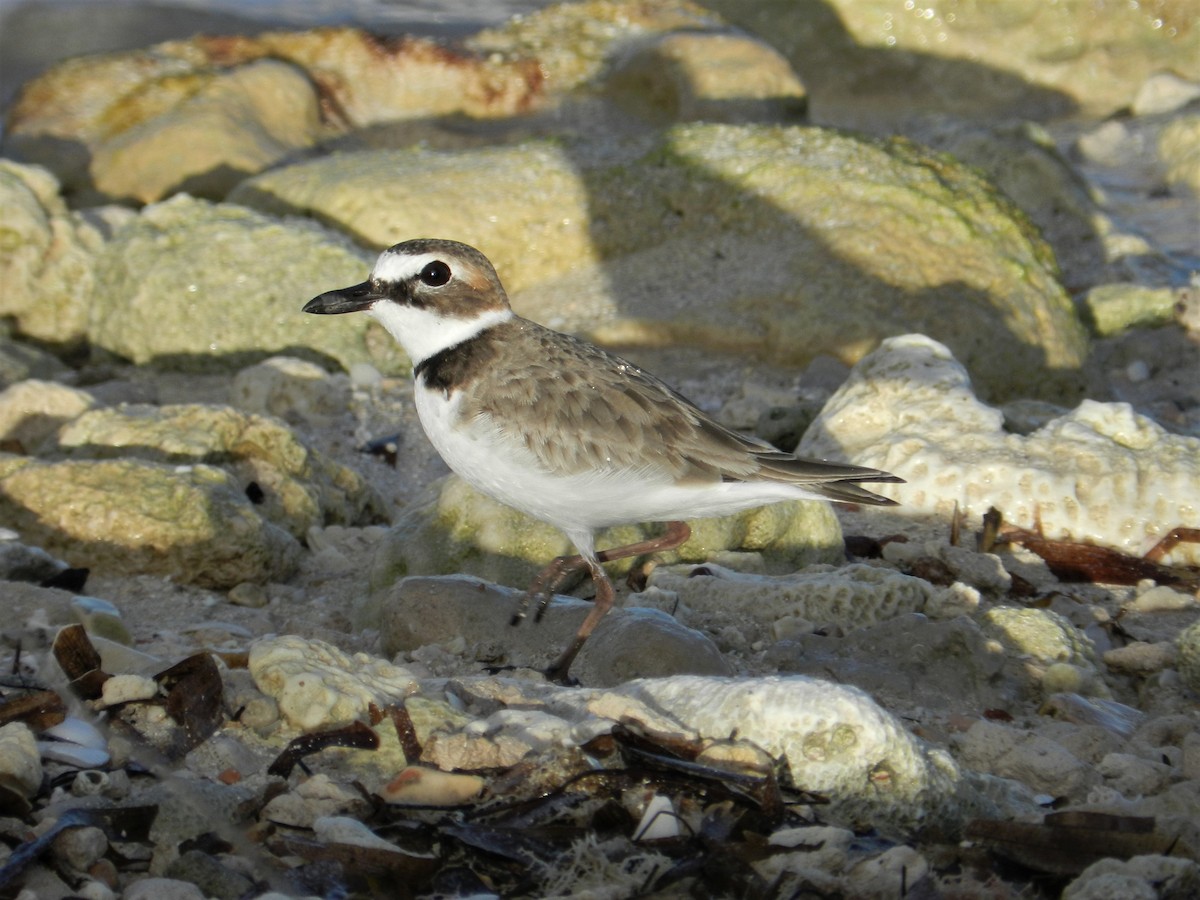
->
left=235, top=123, right=1087, bottom=401
left=2, top=27, right=545, bottom=203
left=53, top=403, right=386, bottom=538
left=369, top=473, right=845, bottom=594
left=0, top=160, right=109, bottom=345
left=86, top=196, right=402, bottom=373
left=0, top=456, right=299, bottom=587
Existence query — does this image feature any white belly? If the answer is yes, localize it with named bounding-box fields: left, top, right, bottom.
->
left=413, top=384, right=816, bottom=534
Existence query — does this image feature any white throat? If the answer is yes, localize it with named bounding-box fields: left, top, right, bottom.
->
left=369, top=303, right=513, bottom=365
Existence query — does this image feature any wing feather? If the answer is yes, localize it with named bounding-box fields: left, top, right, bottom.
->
left=460, top=319, right=900, bottom=504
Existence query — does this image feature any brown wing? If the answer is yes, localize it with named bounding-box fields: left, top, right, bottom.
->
left=462, top=319, right=900, bottom=504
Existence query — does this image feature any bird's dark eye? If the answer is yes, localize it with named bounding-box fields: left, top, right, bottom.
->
left=419, top=260, right=451, bottom=287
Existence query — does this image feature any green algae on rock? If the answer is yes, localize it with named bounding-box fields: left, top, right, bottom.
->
left=52, top=403, right=387, bottom=539
left=234, top=123, right=1088, bottom=401
left=0, top=456, right=300, bottom=587
left=86, top=196, right=404, bottom=374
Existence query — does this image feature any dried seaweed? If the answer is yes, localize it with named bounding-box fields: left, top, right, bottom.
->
left=267, top=721, right=381, bottom=778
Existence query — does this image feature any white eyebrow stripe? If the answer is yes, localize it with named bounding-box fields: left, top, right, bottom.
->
left=371, top=251, right=443, bottom=284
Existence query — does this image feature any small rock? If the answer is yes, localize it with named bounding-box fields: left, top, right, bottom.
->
left=123, top=878, right=207, bottom=900
left=1178, top=620, right=1200, bottom=694
left=955, top=719, right=1097, bottom=799
left=227, top=582, right=269, bottom=608
left=99, top=674, right=159, bottom=707
left=249, top=635, right=417, bottom=730
left=0, top=379, right=93, bottom=450
left=1062, top=854, right=1200, bottom=899
left=71, top=770, right=110, bottom=797
left=164, top=849, right=256, bottom=900
left=1132, top=72, right=1200, bottom=116
left=1128, top=585, right=1196, bottom=613
left=1103, top=641, right=1177, bottom=675
left=381, top=767, right=485, bottom=806
left=230, top=356, right=349, bottom=425
left=1096, top=752, right=1173, bottom=797
left=0, top=722, right=42, bottom=801
left=259, top=774, right=367, bottom=828
left=52, top=825, right=108, bottom=873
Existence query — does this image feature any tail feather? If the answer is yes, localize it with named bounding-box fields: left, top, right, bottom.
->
left=754, top=455, right=903, bottom=507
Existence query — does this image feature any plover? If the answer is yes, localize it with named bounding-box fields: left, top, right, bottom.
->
left=305, top=239, right=902, bottom=680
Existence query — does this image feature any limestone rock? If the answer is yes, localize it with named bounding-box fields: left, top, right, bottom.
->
left=604, top=30, right=807, bottom=123
left=611, top=675, right=1010, bottom=837
left=53, top=403, right=386, bottom=538
left=234, top=124, right=1086, bottom=399
left=86, top=196, right=401, bottom=373
left=0, top=722, right=42, bottom=801
left=0, top=160, right=106, bottom=345
left=801, top=334, right=1200, bottom=566
left=0, top=456, right=299, bottom=587
left=706, top=0, right=1200, bottom=122
left=248, top=635, right=419, bottom=730
left=0, top=338, right=70, bottom=389
left=230, top=356, right=350, bottom=425
left=0, top=379, right=93, bottom=452
left=3, top=27, right=545, bottom=202
left=643, top=562, right=939, bottom=643
left=1179, top=620, right=1200, bottom=695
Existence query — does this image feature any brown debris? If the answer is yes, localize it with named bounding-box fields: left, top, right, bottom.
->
left=51, top=624, right=109, bottom=700
left=156, top=653, right=225, bottom=758
left=267, top=721, right=381, bottom=778
left=966, top=811, right=1192, bottom=876
left=0, top=689, right=67, bottom=731
left=991, top=507, right=1199, bottom=589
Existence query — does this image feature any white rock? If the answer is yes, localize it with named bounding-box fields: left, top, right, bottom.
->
left=0, top=379, right=93, bottom=449
left=230, top=356, right=349, bottom=424
left=249, top=635, right=418, bottom=730
left=612, top=675, right=1005, bottom=835
left=42, top=717, right=107, bottom=750
left=380, top=767, right=485, bottom=806
left=1126, top=585, right=1195, bottom=613
left=99, top=673, right=159, bottom=706
left=1132, top=72, right=1200, bottom=116
left=313, top=815, right=400, bottom=851
left=801, top=335, right=1200, bottom=567
left=632, top=794, right=681, bottom=841
left=122, top=877, right=207, bottom=900
left=0, top=722, right=43, bottom=797
left=1062, top=855, right=1200, bottom=899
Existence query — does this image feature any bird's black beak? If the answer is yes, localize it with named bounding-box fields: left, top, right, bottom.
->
left=303, top=281, right=384, bottom=315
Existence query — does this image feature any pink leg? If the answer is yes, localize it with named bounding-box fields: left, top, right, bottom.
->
left=514, top=521, right=692, bottom=682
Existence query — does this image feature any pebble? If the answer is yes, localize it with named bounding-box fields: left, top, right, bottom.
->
left=381, top=767, right=485, bottom=806
left=1102, top=641, right=1176, bottom=675
left=227, top=582, right=269, bottom=608
left=99, top=673, right=159, bottom=706
left=0, top=723, right=43, bottom=798
left=632, top=794, right=681, bottom=841
left=52, top=825, right=108, bottom=872
left=123, top=878, right=207, bottom=900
